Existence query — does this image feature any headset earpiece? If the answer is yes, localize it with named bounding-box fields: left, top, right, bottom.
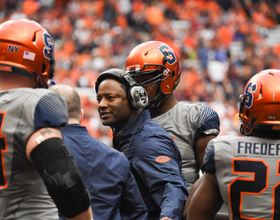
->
left=123, top=74, right=148, bottom=110
left=129, top=86, right=148, bottom=109
left=95, top=68, right=148, bottom=110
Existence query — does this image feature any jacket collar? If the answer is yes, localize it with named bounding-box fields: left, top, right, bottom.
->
left=114, top=109, right=150, bottom=136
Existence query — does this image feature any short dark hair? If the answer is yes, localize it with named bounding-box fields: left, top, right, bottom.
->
left=95, top=68, right=127, bottom=94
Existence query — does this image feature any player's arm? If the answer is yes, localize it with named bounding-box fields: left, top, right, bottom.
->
left=183, top=174, right=228, bottom=220
left=186, top=172, right=223, bottom=220
left=26, top=127, right=92, bottom=220
left=194, top=104, right=220, bottom=169
left=196, top=134, right=216, bottom=169
left=183, top=175, right=202, bottom=218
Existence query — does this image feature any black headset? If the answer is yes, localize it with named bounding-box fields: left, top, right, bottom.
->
left=95, top=68, right=148, bottom=110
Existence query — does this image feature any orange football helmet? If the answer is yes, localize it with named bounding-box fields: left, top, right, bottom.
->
left=0, top=19, right=55, bottom=88
left=125, top=41, right=181, bottom=108
left=239, top=69, right=280, bottom=135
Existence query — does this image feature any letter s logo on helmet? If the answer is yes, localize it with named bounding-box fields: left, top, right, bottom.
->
left=0, top=19, right=55, bottom=88
left=125, top=41, right=181, bottom=108
left=43, top=32, right=54, bottom=61
left=158, top=44, right=176, bottom=65
left=238, top=69, right=280, bottom=135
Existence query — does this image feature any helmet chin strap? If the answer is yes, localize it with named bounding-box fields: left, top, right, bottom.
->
left=242, top=116, right=257, bottom=135
left=147, top=93, right=162, bottom=109
left=147, top=79, right=166, bottom=109
left=32, top=71, right=44, bottom=88
left=32, top=70, right=56, bottom=88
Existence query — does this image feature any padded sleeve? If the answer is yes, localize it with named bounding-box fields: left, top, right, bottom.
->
left=193, top=104, right=220, bottom=151
left=34, top=92, right=68, bottom=130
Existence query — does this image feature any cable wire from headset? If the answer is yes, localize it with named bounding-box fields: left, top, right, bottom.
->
left=124, top=109, right=145, bottom=156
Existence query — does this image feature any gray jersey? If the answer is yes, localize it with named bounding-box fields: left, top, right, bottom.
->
left=0, top=88, right=68, bottom=220
left=203, top=135, right=280, bottom=219
left=153, top=101, right=220, bottom=190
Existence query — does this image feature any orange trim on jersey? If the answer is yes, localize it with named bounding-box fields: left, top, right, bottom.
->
left=155, top=156, right=170, bottom=163
left=0, top=112, right=8, bottom=188
left=171, top=136, right=175, bottom=141
left=271, top=160, right=280, bottom=219
left=228, top=158, right=268, bottom=220
left=276, top=160, right=280, bottom=177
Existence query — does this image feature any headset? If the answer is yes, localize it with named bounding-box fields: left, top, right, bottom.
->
left=95, top=68, right=148, bottom=110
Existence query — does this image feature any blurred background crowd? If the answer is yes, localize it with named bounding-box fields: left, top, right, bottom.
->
left=1, top=0, right=280, bottom=146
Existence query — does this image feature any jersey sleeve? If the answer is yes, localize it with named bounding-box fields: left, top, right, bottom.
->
left=34, top=92, right=68, bottom=130
left=133, top=135, right=188, bottom=219
left=201, top=140, right=216, bottom=174
left=192, top=104, right=220, bottom=150
left=195, top=104, right=220, bottom=136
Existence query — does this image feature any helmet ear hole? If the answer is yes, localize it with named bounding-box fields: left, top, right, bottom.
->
left=42, top=63, right=46, bottom=74
left=171, top=71, right=175, bottom=78
left=246, top=110, right=249, bottom=118
left=32, top=32, right=36, bottom=42
left=259, top=87, right=263, bottom=98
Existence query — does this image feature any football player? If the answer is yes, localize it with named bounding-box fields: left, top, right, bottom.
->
left=125, top=41, right=220, bottom=191
left=186, top=69, right=280, bottom=219
left=0, top=19, right=91, bottom=220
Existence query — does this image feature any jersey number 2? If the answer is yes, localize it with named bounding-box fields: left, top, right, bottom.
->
left=229, top=158, right=280, bottom=219
left=0, top=112, right=7, bottom=188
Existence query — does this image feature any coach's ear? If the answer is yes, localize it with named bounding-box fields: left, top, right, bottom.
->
left=80, top=109, right=84, bottom=124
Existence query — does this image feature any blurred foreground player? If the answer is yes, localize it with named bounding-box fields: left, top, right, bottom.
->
left=0, top=19, right=91, bottom=220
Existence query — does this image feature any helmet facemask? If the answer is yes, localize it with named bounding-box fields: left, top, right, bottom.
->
left=127, top=53, right=180, bottom=108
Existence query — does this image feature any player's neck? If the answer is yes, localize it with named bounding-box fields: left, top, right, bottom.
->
left=149, top=93, right=178, bottom=118
left=0, top=73, right=36, bottom=90
left=0, top=83, right=35, bottom=90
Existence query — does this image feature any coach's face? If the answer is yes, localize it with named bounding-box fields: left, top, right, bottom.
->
left=97, top=79, right=136, bottom=131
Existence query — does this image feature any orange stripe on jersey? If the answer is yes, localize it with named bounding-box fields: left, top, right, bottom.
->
left=272, top=160, right=280, bottom=219
left=0, top=112, right=8, bottom=188
left=228, top=158, right=268, bottom=220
